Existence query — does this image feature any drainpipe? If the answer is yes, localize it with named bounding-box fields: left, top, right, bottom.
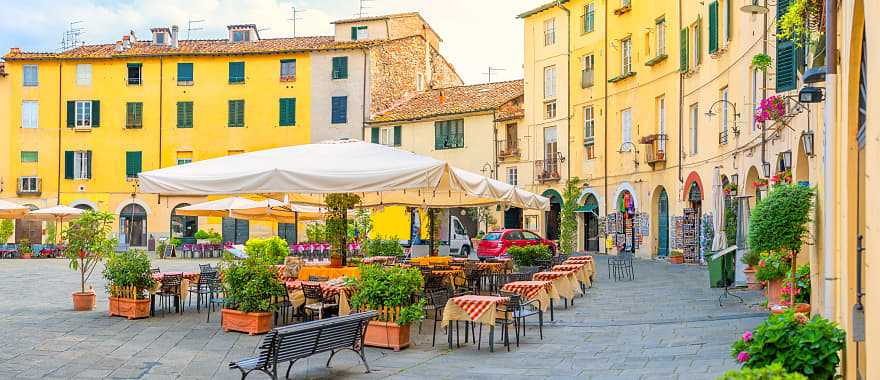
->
left=555, top=1, right=572, bottom=181
left=678, top=0, right=684, bottom=184
left=56, top=61, right=62, bottom=205
left=361, top=48, right=368, bottom=141
left=158, top=58, right=164, bottom=169
left=603, top=0, right=610, bottom=254
left=821, top=0, right=837, bottom=319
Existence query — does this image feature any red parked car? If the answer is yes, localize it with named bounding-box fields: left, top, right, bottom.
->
left=476, top=229, right=557, bottom=259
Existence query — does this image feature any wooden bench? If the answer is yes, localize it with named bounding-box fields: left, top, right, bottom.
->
left=229, top=311, right=378, bottom=380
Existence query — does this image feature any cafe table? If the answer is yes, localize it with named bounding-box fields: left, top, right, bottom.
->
left=296, top=266, right=361, bottom=281
left=409, top=256, right=453, bottom=266
left=285, top=280, right=353, bottom=316
left=442, top=295, right=509, bottom=352
left=563, top=256, right=596, bottom=279
left=532, top=270, right=581, bottom=306
left=552, top=263, right=592, bottom=288
left=149, top=272, right=199, bottom=315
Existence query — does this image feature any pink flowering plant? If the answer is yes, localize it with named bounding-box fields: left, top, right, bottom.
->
left=731, top=310, right=845, bottom=379
left=754, top=96, right=786, bottom=123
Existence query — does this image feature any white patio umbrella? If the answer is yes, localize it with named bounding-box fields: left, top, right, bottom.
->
left=0, top=199, right=28, bottom=219
left=138, top=139, right=549, bottom=210
left=24, top=205, right=86, bottom=244
left=711, top=167, right=727, bottom=251
left=175, top=197, right=325, bottom=222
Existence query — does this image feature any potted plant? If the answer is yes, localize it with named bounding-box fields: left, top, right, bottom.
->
left=63, top=211, right=116, bottom=311
left=103, top=250, right=156, bottom=319
left=754, top=95, right=787, bottom=126
left=741, top=250, right=763, bottom=290
left=362, top=235, right=404, bottom=258
left=773, top=264, right=811, bottom=314
left=194, top=229, right=212, bottom=245
left=668, top=249, right=684, bottom=264
left=755, top=251, right=791, bottom=305
left=751, top=53, right=772, bottom=72
left=719, top=363, right=806, bottom=380
left=731, top=311, right=845, bottom=379
left=507, top=244, right=552, bottom=268
left=348, top=265, right=425, bottom=351
left=244, top=236, right=289, bottom=265
left=18, top=239, right=32, bottom=259
left=325, top=193, right=361, bottom=267
left=220, top=256, right=287, bottom=335
left=0, top=220, right=13, bottom=245
left=723, top=183, right=738, bottom=197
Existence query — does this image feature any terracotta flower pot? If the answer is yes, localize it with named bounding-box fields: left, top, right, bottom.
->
left=72, top=291, right=96, bottom=311
left=744, top=268, right=763, bottom=290
left=668, top=255, right=684, bottom=264
left=329, top=255, right=344, bottom=268
left=221, top=309, right=273, bottom=335
left=108, top=297, right=151, bottom=320
left=364, top=321, right=411, bottom=351
left=21, top=253, right=32, bottom=259
left=765, top=278, right=785, bottom=306
left=771, top=303, right=811, bottom=315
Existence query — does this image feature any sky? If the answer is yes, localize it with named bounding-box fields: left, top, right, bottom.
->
left=0, top=0, right=542, bottom=84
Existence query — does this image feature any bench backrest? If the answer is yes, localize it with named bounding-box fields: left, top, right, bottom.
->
left=270, top=311, right=378, bottom=365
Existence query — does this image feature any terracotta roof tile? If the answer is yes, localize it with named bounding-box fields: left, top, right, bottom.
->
left=370, top=80, right=523, bottom=123
left=331, top=12, right=421, bottom=24
left=4, top=36, right=377, bottom=60
left=517, top=0, right=569, bottom=19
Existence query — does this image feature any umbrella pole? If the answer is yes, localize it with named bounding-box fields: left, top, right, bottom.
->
left=429, top=209, right=436, bottom=257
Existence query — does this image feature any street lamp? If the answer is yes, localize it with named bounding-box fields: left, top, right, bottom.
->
left=762, top=162, right=772, bottom=177
left=781, top=150, right=793, bottom=171
left=731, top=174, right=739, bottom=187
left=705, top=99, right=742, bottom=137
left=801, top=130, right=815, bottom=157
left=740, top=0, right=769, bottom=14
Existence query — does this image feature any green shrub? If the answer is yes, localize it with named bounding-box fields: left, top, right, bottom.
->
left=731, top=311, right=845, bottom=379
left=221, top=257, right=287, bottom=313
left=508, top=244, right=552, bottom=267
left=194, top=229, right=222, bottom=244
left=749, top=184, right=815, bottom=256
left=718, top=363, right=807, bottom=380
left=102, top=250, right=156, bottom=299
left=348, top=265, right=425, bottom=326
left=362, top=235, right=404, bottom=257
left=0, top=220, right=13, bottom=243
left=755, top=251, right=791, bottom=282
left=741, top=250, right=761, bottom=267
left=306, top=223, right=326, bottom=242
left=244, top=236, right=289, bottom=265
left=63, top=211, right=117, bottom=293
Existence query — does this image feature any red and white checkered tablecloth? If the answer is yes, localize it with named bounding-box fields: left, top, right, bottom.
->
left=151, top=271, right=199, bottom=282
left=501, top=280, right=553, bottom=300
left=564, top=256, right=593, bottom=264
left=532, top=271, right=573, bottom=281
left=450, top=295, right=508, bottom=321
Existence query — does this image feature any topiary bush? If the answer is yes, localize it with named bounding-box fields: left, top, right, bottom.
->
left=244, top=236, right=289, bottom=264
left=362, top=235, right=404, bottom=257
left=748, top=184, right=815, bottom=256
left=508, top=244, right=552, bottom=267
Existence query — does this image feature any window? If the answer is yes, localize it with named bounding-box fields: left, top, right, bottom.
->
left=18, top=177, right=39, bottom=193
left=64, top=151, right=91, bottom=180
left=434, top=119, right=464, bottom=149
left=176, top=151, right=192, bottom=165
left=583, top=3, right=595, bottom=33
left=581, top=54, right=595, bottom=88
left=379, top=127, right=395, bottom=146
left=127, top=63, right=142, bottom=85
left=155, top=33, right=165, bottom=45
left=232, top=30, right=249, bottom=42
left=680, top=27, right=689, bottom=72
left=621, top=108, right=633, bottom=148
left=507, top=167, right=518, bottom=186
left=545, top=101, right=557, bottom=119
left=351, top=26, right=368, bottom=40
left=20, top=151, right=38, bottom=163
left=125, top=151, right=142, bottom=179
left=543, top=65, right=556, bottom=99
left=656, top=18, right=666, bottom=56
left=280, top=59, right=296, bottom=81
left=21, top=101, right=38, bottom=129
left=177, top=101, right=193, bottom=128
left=177, top=158, right=192, bottom=165
left=544, top=127, right=558, bottom=164
left=76, top=64, right=92, bottom=86
left=416, top=73, right=425, bottom=91
left=22, top=65, right=38, bottom=86
left=177, top=63, right=193, bottom=85
left=692, top=20, right=702, bottom=67
left=751, top=68, right=761, bottom=131
left=584, top=106, right=595, bottom=159
left=279, top=98, right=296, bottom=126
left=544, top=18, right=556, bottom=45
left=75, top=101, right=92, bottom=127
left=657, top=96, right=666, bottom=151
left=622, top=0, right=631, bottom=6
left=720, top=87, right=729, bottom=144
left=621, top=37, right=632, bottom=74
left=332, top=57, right=348, bottom=79
left=331, top=96, right=347, bottom=124
left=722, top=0, right=731, bottom=43
left=126, top=102, right=143, bottom=129
left=371, top=126, right=401, bottom=146
left=228, top=100, right=245, bottom=127
left=690, top=103, right=699, bottom=155
left=229, top=62, right=245, bottom=83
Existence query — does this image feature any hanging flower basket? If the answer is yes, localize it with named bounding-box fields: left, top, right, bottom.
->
left=752, top=179, right=769, bottom=189
left=754, top=96, right=787, bottom=125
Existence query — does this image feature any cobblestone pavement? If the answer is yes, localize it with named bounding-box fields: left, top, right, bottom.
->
left=0, top=256, right=765, bottom=379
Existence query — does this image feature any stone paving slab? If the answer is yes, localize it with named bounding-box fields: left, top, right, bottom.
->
left=0, top=256, right=764, bottom=379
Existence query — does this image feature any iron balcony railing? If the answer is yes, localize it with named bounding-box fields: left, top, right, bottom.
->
left=640, top=134, right=668, bottom=165
left=719, top=129, right=729, bottom=145
left=535, top=157, right=562, bottom=182
left=496, top=140, right=520, bottom=159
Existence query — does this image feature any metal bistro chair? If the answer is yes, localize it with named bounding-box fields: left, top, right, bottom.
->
left=155, top=274, right=183, bottom=316
left=188, top=271, right=216, bottom=312
left=609, top=253, right=635, bottom=281
left=198, top=264, right=214, bottom=273
left=206, top=275, right=225, bottom=323
left=534, top=259, right=553, bottom=271
left=302, top=283, right=338, bottom=321
left=150, top=267, right=161, bottom=274
left=498, top=290, right=543, bottom=347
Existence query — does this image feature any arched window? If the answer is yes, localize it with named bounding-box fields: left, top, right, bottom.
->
left=119, top=204, right=147, bottom=247
left=171, top=203, right=198, bottom=242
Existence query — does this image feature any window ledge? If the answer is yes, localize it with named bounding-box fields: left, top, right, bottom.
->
left=608, top=71, right=636, bottom=83
left=613, top=5, right=632, bottom=15
left=710, top=46, right=729, bottom=59
left=73, top=126, right=93, bottom=132
left=644, top=54, right=668, bottom=66
left=682, top=67, right=700, bottom=78
left=177, top=81, right=194, bottom=86
left=229, top=81, right=246, bottom=85
left=280, top=77, right=297, bottom=82
left=124, top=126, right=143, bottom=130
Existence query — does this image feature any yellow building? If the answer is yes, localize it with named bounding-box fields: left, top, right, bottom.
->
left=1, top=13, right=462, bottom=247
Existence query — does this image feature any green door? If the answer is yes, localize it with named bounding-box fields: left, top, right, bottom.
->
left=658, top=189, right=669, bottom=256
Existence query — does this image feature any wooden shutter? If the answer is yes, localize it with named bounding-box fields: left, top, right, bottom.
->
left=91, top=100, right=100, bottom=127
left=229, top=62, right=244, bottom=83
left=332, top=57, right=348, bottom=79
left=351, top=26, right=358, bottom=40
left=371, top=127, right=379, bottom=143
left=680, top=28, right=689, bottom=72
left=708, top=1, right=719, bottom=53
left=279, top=98, right=295, bottom=126
left=64, top=151, right=74, bottom=179
left=228, top=100, right=244, bottom=127
left=434, top=122, right=445, bottom=149
left=66, top=101, right=75, bottom=127
left=85, top=150, right=92, bottom=179
left=331, top=96, right=347, bottom=124
left=177, top=63, right=193, bottom=82
left=775, top=0, right=797, bottom=92
left=393, top=126, right=401, bottom=146
left=125, top=152, right=142, bottom=178
left=695, top=20, right=702, bottom=65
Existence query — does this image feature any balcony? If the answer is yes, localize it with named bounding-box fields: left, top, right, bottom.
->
left=640, top=134, right=668, bottom=166
left=496, top=140, right=520, bottom=160
left=535, top=156, right=563, bottom=183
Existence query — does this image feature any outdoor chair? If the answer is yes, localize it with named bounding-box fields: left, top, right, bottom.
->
left=510, top=272, right=532, bottom=282
left=609, top=253, right=635, bottom=281
left=423, top=273, right=447, bottom=294
left=188, top=271, right=216, bottom=312
left=155, top=274, right=183, bottom=316
left=150, top=267, right=161, bottom=274
left=420, top=289, right=472, bottom=347
left=463, top=267, right=485, bottom=294
left=534, top=259, right=553, bottom=271
left=552, top=254, right=569, bottom=266
left=498, top=290, right=543, bottom=348
left=302, top=283, right=338, bottom=321
left=206, top=275, right=225, bottom=323
left=517, top=266, right=540, bottom=276
left=274, top=292, right=295, bottom=326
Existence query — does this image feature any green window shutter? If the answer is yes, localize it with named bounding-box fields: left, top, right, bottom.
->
left=91, top=100, right=100, bottom=127
left=64, top=151, right=74, bottom=179
left=229, top=62, right=245, bottom=83
left=86, top=150, right=92, bottom=179
left=393, top=126, right=401, bottom=146
left=775, top=0, right=797, bottom=92
left=177, top=63, right=193, bottom=82
left=125, top=151, right=142, bottom=178
left=726, top=0, right=732, bottom=41
left=371, top=127, right=380, bottom=143
left=126, top=102, right=143, bottom=128
left=20, top=151, right=38, bottom=163
left=680, top=28, right=689, bottom=72
left=228, top=100, right=244, bottom=127
left=279, top=98, right=296, bottom=126
left=238, top=100, right=245, bottom=127
left=695, top=20, right=702, bottom=65
left=351, top=26, right=358, bottom=40
left=177, top=102, right=194, bottom=128
left=708, top=1, right=718, bottom=54
left=228, top=101, right=235, bottom=126
left=66, top=101, right=75, bottom=127
left=332, top=57, right=348, bottom=79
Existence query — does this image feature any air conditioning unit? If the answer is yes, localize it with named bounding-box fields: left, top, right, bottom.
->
left=17, top=177, right=41, bottom=195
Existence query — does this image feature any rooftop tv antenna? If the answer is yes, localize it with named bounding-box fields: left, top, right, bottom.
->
left=186, top=19, right=205, bottom=40
left=483, top=66, right=506, bottom=83
left=289, top=5, right=306, bottom=37
left=59, top=21, right=85, bottom=51
left=355, top=0, right=373, bottom=18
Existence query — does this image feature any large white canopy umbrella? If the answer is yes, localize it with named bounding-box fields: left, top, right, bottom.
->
left=138, top=139, right=550, bottom=210
left=0, top=200, right=28, bottom=219
left=175, top=197, right=326, bottom=222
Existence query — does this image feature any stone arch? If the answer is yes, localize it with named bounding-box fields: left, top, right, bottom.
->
left=68, top=199, right=97, bottom=210
left=612, top=182, right=639, bottom=210
left=576, top=187, right=604, bottom=216
left=682, top=171, right=704, bottom=201
left=114, top=198, right=152, bottom=216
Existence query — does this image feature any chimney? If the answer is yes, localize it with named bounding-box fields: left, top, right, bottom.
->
left=129, top=30, right=137, bottom=42
left=122, top=35, right=131, bottom=50
left=171, top=25, right=179, bottom=48
left=9, top=47, right=21, bottom=55
left=114, top=41, right=123, bottom=52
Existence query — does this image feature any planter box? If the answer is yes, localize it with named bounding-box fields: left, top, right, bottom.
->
left=364, top=321, right=410, bottom=351
left=221, top=309, right=273, bottom=335
left=744, top=268, right=763, bottom=290
left=765, top=278, right=784, bottom=306
left=668, top=255, right=684, bottom=264
left=72, top=291, right=96, bottom=311
left=108, top=297, right=151, bottom=320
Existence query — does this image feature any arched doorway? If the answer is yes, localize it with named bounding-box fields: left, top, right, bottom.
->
left=744, top=166, right=761, bottom=207
left=655, top=188, right=669, bottom=257
left=119, top=204, right=147, bottom=247
left=580, top=194, right=599, bottom=252
left=170, top=203, right=198, bottom=244
left=15, top=204, right=41, bottom=244
left=613, top=189, right=637, bottom=253
left=542, top=189, right=562, bottom=240
left=795, top=137, right=811, bottom=185
left=504, top=207, right=523, bottom=229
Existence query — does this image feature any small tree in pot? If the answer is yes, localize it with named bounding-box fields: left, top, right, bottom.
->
left=220, top=256, right=287, bottom=335
left=63, top=211, right=116, bottom=311
left=348, top=265, right=425, bottom=351
left=325, top=193, right=360, bottom=267
left=103, top=249, right=156, bottom=319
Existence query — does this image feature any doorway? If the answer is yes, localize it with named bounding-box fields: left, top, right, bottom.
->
left=170, top=203, right=198, bottom=245
left=222, top=217, right=249, bottom=244
left=542, top=189, right=562, bottom=241
left=657, top=189, right=669, bottom=257
left=581, top=194, right=599, bottom=252
left=119, top=203, right=147, bottom=247
left=15, top=204, right=41, bottom=244
left=504, top=207, right=523, bottom=229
